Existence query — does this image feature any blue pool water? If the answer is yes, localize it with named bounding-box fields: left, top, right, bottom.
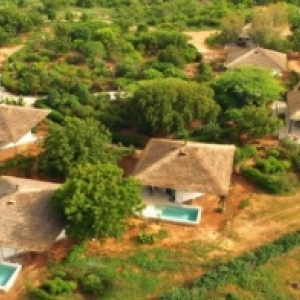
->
left=160, top=205, right=199, bottom=222
left=0, top=264, right=16, bottom=286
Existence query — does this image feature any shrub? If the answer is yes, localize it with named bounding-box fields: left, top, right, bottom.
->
left=111, top=132, right=144, bottom=148
left=238, top=199, right=251, bottom=210
left=80, top=273, right=112, bottom=294
left=265, top=148, right=280, bottom=158
left=234, top=146, right=258, bottom=165
left=41, top=277, right=77, bottom=295
left=241, top=166, right=298, bottom=194
left=256, top=156, right=290, bottom=174
left=193, top=122, right=223, bottom=143
left=157, top=229, right=169, bottom=240
left=137, top=232, right=156, bottom=244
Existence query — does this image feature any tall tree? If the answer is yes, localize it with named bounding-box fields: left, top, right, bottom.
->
left=52, top=163, right=142, bottom=242
left=38, top=117, right=117, bottom=179
left=213, top=67, right=285, bottom=110
left=220, top=12, right=244, bottom=44
left=224, top=106, right=283, bottom=143
left=129, top=78, right=220, bottom=135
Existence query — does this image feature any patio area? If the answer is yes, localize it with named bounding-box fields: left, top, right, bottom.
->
left=140, top=187, right=175, bottom=204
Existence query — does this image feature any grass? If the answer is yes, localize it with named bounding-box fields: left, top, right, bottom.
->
left=54, top=241, right=225, bottom=300
left=203, top=246, right=300, bottom=300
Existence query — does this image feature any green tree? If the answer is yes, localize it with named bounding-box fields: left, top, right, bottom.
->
left=213, top=67, right=285, bottom=110
left=38, top=117, right=117, bottom=179
left=52, top=163, right=142, bottom=241
left=129, top=78, right=220, bottom=135
left=220, top=12, right=244, bottom=44
left=225, top=106, right=283, bottom=143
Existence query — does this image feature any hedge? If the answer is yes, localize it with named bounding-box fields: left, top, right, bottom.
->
left=241, top=166, right=298, bottom=194
left=161, top=230, right=300, bottom=299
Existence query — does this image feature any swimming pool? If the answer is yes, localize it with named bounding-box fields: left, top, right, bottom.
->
left=0, top=262, right=22, bottom=292
left=140, top=203, right=201, bottom=225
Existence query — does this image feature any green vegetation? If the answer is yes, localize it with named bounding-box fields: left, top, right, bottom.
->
left=29, top=240, right=222, bottom=300
left=51, top=162, right=142, bottom=241
left=162, top=230, right=300, bottom=299
left=38, top=117, right=118, bottom=179
left=129, top=78, right=220, bottom=135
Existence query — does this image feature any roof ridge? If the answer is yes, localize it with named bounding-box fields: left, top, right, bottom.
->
left=259, top=48, right=286, bottom=72
left=226, top=47, right=257, bottom=67
left=134, top=140, right=186, bottom=177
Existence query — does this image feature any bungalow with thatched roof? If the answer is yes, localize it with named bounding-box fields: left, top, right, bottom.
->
left=0, top=176, right=63, bottom=261
left=0, top=105, right=50, bottom=150
left=224, top=46, right=287, bottom=75
left=132, top=139, right=236, bottom=203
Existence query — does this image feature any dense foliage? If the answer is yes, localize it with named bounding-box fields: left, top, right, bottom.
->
left=38, top=117, right=117, bottom=179
left=2, top=22, right=198, bottom=95
left=129, top=78, right=220, bottom=135
left=52, top=162, right=142, bottom=241
left=213, top=67, right=285, bottom=110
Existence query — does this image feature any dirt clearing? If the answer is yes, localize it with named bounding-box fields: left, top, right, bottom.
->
left=0, top=45, right=24, bottom=70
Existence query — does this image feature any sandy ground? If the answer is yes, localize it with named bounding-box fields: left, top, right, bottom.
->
left=0, top=45, right=24, bottom=70
left=184, top=30, right=219, bottom=53
left=183, top=30, right=225, bottom=62
left=288, top=59, right=300, bottom=73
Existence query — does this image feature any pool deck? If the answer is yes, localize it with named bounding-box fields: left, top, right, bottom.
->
left=140, top=187, right=172, bottom=204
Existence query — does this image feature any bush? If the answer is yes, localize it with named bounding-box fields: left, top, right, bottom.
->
left=238, top=199, right=251, bottom=210
left=42, top=277, right=77, bottom=295
left=193, top=122, right=223, bottom=143
left=265, top=148, right=280, bottom=158
left=241, top=166, right=298, bottom=194
left=137, top=232, right=156, bottom=244
left=112, top=132, right=144, bottom=148
left=234, top=146, right=258, bottom=165
left=256, top=156, right=290, bottom=174
left=80, top=273, right=112, bottom=294
left=0, top=154, right=35, bottom=177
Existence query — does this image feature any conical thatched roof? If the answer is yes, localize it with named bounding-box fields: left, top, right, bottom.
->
left=0, top=176, right=62, bottom=252
left=225, top=47, right=287, bottom=72
left=0, top=105, right=50, bottom=143
left=132, top=139, right=236, bottom=196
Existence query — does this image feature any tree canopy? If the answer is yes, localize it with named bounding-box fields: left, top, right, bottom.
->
left=129, top=78, right=220, bottom=135
left=52, top=163, right=142, bottom=242
left=38, top=117, right=117, bottom=179
left=224, top=106, right=283, bottom=143
left=213, top=67, right=285, bottom=110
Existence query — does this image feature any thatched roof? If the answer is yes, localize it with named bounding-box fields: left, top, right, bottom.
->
left=132, top=139, right=236, bottom=196
left=0, top=176, right=62, bottom=252
left=287, top=86, right=300, bottom=121
left=225, top=47, right=287, bottom=72
left=0, top=105, right=50, bottom=143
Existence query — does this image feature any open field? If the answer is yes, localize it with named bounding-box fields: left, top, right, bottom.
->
left=205, top=246, right=300, bottom=299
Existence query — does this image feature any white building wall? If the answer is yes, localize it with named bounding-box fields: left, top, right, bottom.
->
left=0, top=247, right=25, bottom=262
left=0, top=131, right=37, bottom=150
left=175, top=190, right=204, bottom=203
